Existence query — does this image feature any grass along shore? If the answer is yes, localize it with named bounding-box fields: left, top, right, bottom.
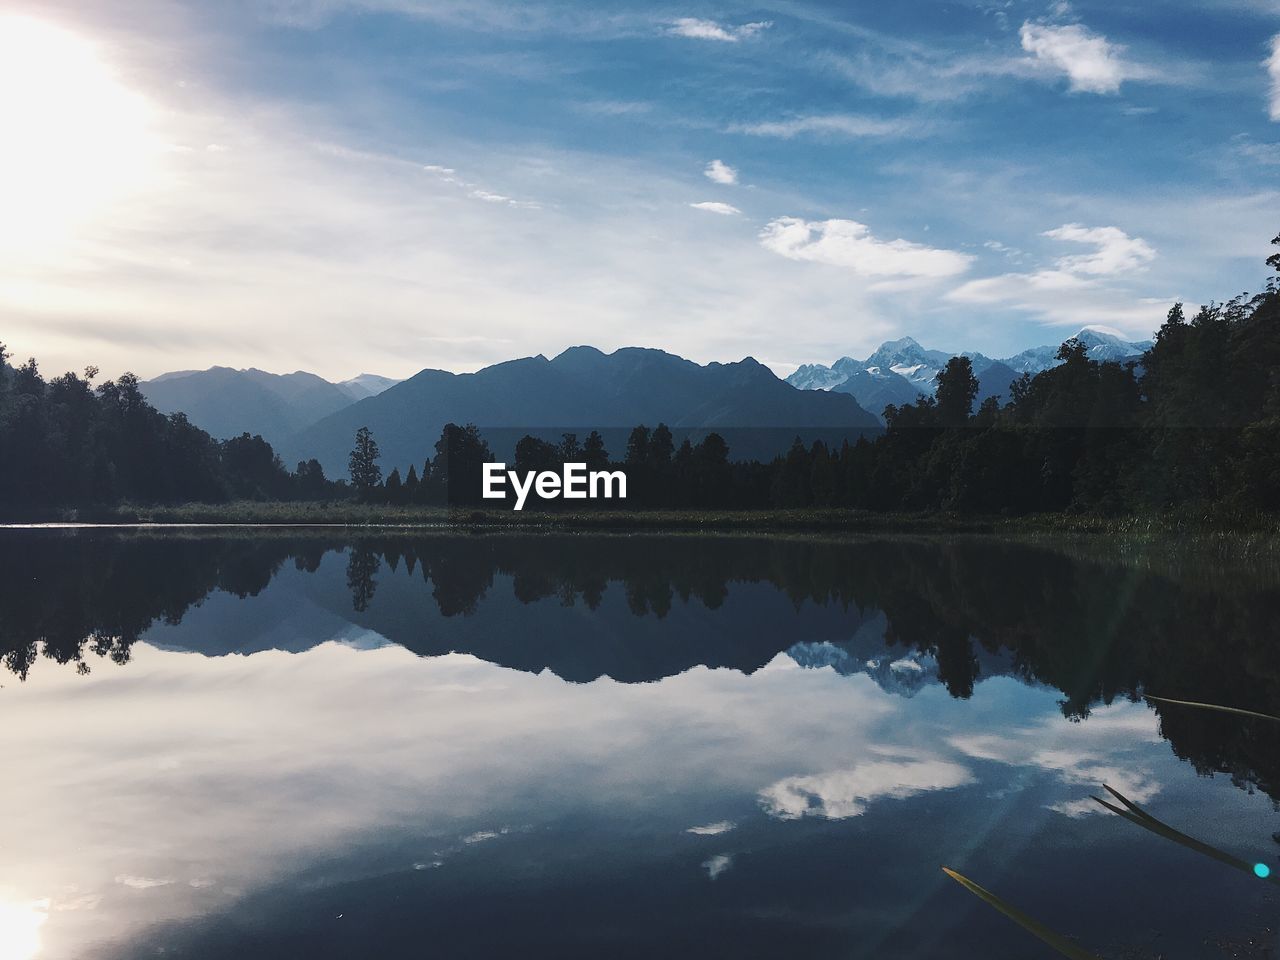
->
left=7, top=499, right=1280, bottom=540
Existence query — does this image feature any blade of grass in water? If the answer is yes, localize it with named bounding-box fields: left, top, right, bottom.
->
left=1145, top=695, right=1280, bottom=724
left=1093, top=785, right=1279, bottom=886
left=941, top=867, right=1103, bottom=960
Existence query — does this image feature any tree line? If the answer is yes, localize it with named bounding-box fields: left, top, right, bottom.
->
left=347, top=231, right=1280, bottom=513
left=0, top=356, right=344, bottom=510
left=347, top=420, right=740, bottom=508
left=4, top=230, right=1277, bottom=515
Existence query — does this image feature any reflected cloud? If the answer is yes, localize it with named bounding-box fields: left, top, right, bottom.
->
left=686, top=821, right=735, bottom=836
left=759, top=757, right=974, bottom=820
left=0, top=642, right=906, bottom=956
left=949, top=701, right=1164, bottom=816
left=0, top=559, right=1265, bottom=960
left=113, top=876, right=174, bottom=890
left=701, top=854, right=733, bottom=880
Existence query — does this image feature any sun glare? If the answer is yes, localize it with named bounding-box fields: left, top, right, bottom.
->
left=0, top=898, right=48, bottom=960
left=0, top=15, right=161, bottom=257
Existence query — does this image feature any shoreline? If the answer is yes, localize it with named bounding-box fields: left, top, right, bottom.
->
left=3, top=501, right=1279, bottom=540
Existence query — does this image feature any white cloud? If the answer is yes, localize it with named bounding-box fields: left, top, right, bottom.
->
left=704, top=159, right=737, bottom=185
left=1233, top=134, right=1280, bottom=164
left=1042, top=224, right=1156, bottom=276
left=759, top=758, right=974, bottom=820
left=760, top=217, right=974, bottom=278
left=1268, top=33, right=1280, bottom=121
left=408, top=158, right=540, bottom=208
left=689, top=201, right=741, bottom=216
left=668, top=18, right=771, bottom=42
left=959, top=223, right=1156, bottom=292
left=818, top=48, right=1029, bottom=103
left=1019, top=21, right=1142, bottom=94
left=948, top=224, right=1161, bottom=333
left=949, top=268, right=1092, bottom=305
left=115, top=875, right=175, bottom=890
left=5, top=80, right=901, bottom=380
left=819, top=18, right=1183, bottom=103
left=575, top=99, right=653, bottom=116
left=731, top=113, right=917, bottom=139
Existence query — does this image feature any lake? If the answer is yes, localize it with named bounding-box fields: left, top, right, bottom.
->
left=1, top=529, right=1277, bottom=959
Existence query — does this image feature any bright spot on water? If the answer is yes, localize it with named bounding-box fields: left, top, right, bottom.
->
left=1254, top=862, right=1271, bottom=879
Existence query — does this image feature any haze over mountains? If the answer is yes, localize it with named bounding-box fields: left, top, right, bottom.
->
left=286, top=347, right=879, bottom=475
left=139, top=328, right=1152, bottom=476
left=141, top=368, right=401, bottom=453
left=787, top=328, right=1152, bottom=423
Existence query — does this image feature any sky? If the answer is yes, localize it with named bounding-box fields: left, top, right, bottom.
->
left=1, top=0, right=1278, bottom=381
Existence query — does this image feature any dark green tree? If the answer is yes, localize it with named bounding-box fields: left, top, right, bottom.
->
left=624, top=425, right=651, bottom=465
left=429, top=423, right=491, bottom=505
left=648, top=424, right=674, bottom=466
left=583, top=431, right=609, bottom=470
left=935, top=356, right=979, bottom=427
left=294, top=459, right=328, bottom=499
left=558, top=432, right=583, bottom=462
left=348, top=426, right=382, bottom=500
left=385, top=467, right=403, bottom=504
left=515, top=435, right=558, bottom=475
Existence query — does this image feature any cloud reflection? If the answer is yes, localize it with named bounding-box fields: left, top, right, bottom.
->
left=759, top=758, right=974, bottom=820
left=0, top=644, right=1184, bottom=957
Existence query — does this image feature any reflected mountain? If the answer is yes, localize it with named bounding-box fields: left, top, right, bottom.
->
left=2, top=528, right=1278, bottom=805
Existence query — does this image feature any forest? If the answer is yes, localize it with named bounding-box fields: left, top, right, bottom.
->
left=0, top=359, right=344, bottom=508
left=2, top=232, right=1277, bottom=516
left=360, top=233, right=1280, bottom=514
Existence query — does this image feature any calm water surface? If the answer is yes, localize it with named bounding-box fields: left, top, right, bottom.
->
left=1, top=530, right=1278, bottom=959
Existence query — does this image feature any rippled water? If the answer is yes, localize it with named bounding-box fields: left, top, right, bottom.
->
left=1, top=530, right=1277, bottom=959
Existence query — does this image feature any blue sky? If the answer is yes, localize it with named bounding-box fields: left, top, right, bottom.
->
left=2, top=0, right=1278, bottom=379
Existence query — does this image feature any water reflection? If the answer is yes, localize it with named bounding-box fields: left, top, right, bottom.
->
left=1, top=529, right=1278, bottom=959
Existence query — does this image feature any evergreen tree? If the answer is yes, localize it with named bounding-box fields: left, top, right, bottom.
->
left=624, top=425, right=651, bottom=465
left=385, top=467, right=403, bottom=504
left=294, top=459, right=328, bottom=500
left=583, top=431, right=609, bottom=470
left=348, top=426, right=382, bottom=500
left=558, top=432, right=583, bottom=462
left=430, top=423, right=491, bottom=505
left=935, top=356, right=979, bottom=427
left=648, top=424, right=675, bottom=466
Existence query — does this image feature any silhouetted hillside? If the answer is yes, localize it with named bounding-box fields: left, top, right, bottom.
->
left=142, top=367, right=359, bottom=448
left=285, top=347, right=879, bottom=474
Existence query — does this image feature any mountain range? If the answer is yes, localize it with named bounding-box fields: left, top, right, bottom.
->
left=142, top=348, right=880, bottom=476
left=786, top=328, right=1152, bottom=423
left=141, top=368, right=400, bottom=454
left=284, top=347, right=879, bottom=474
left=137, top=328, right=1152, bottom=477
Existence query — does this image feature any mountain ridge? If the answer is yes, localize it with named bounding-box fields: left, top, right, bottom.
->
left=140, top=366, right=402, bottom=453
left=787, top=327, right=1152, bottom=422
left=283, top=346, right=881, bottom=474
